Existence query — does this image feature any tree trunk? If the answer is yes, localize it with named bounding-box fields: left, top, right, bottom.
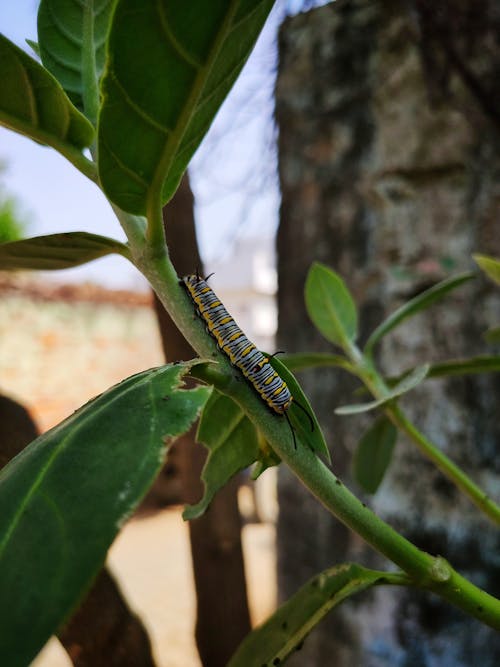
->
left=276, top=1, right=500, bottom=665
left=153, top=173, right=252, bottom=667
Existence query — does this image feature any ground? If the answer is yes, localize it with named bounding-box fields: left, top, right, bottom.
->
left=32, top=506, right=277, bottom=667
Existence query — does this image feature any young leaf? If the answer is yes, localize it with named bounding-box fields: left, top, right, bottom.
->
left=98, top=0, right=274, bottom=214
left=473, top=254, right=500, bottom=286
left=364, top=272, right=475, bottom=355
left=484, top=326, right=500, bottom=344
left=228, top=564, right=410, bottom=666
left=336, top=364, right=429, bottom=415
left=38, top=0, right=115, bottom=121
left=412, top=356, right=500, bottom=380
left=0, top=33, right=94, bottom=153
left=305, top=262, right=358, bottom=350
left=269, top=354, right=331, bottom=463
left=280, top=352, right=354, bottom=374
left=0, top=363, right=210, bottom=667
left=353, top=416, right=397, bottom=494
left=183, top=390, right=260, bottom=520
left=25, top=39, right=40, bottom=57
left=0, top=232, right=130, bottom=270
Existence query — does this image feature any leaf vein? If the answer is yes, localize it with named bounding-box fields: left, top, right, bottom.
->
left=110, top=72, right=172, bottom=136
left=156, top=1, right=202, bottom=70
left=100, top=136, right=149, bottom=187
left=229, top=0, right=270, bottom=34
left=47, top=1, right=83, bottom=50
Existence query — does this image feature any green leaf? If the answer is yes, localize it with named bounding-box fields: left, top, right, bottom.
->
left=473, top=254, right=500, bottom=286
left=0, top=33, right=94, bottom=153
left=0, top=362, right=210, bottom=667
left=38, top=0, right=115, bottom=122
left=269, top=354, right=331, bottom=463
left=364, top=272, right=475, bottom=355
left=98, top=0, right=274, bottom=214
left=280, top=352, right=354, bottom=374
left=484, top=327, right=500, bottom=344
left=183, top=389, right=260, bottom=520
left=305, top=262, right=358, bottom=350
left=228, top=564, right=410, bottom=666
left=380, top=356, right=500, bottom=389
left=336, top=364, right=429, bottom=415
left=25, top=39, right=40, bottom=57
left=0, top=232, right=130, bottom=270
left=420, top=356, right=500, bottom=379
left=353, top=416, right=397, bottom=494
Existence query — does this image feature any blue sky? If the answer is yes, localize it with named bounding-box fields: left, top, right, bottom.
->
left=0, top=2, right=282, bottom=289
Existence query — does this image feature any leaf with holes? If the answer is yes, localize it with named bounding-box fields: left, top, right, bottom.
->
left=0, top=232, right=130, bottom=271
left=228, top=564, right=410, bottom=666
left=98, top=0, right=275, bottom=214
left=0, top=362, right=210, bottom=666
left=0, top=33, right=94, bottom=156
left=183, top=389, right=260, bottom=520
left=38, top=0, right=115, bottom=122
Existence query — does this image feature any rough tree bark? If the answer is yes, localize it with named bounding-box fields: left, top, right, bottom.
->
left=276, top=1, right=500, bottom=665
left=153, top=173, right=252, bottom=667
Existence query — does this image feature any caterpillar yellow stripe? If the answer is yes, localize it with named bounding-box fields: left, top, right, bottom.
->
left=182, top=273, right=292, bottom=414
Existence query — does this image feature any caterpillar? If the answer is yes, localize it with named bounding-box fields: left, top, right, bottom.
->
left=182, top=272, right=312, bottom=448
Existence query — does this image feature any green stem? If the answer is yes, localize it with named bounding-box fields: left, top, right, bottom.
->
left=388, top=404, right=500, bottom=524
left=145, top=197, right=167, bottom=256
left=135, top=247, right=500, bottom=630
left=355, top=358, right=500, bottom=525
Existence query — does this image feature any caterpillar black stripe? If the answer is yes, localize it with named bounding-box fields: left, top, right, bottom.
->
left=182, top=273, right=313, bottom=448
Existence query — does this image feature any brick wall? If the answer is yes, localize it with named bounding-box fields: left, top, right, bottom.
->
left=0, top=277, right=164, bottom=433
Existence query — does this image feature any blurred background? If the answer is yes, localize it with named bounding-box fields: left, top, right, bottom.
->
left=1, top=1, right=500, bottom=666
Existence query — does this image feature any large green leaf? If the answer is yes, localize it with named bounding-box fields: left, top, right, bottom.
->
left=353, top=416, right=397, bottom=494
left=473, top=254, right=500, bottom=286
left=183, top=389, right=260, bottom=520
left=38, top=0, right=115, bottom=122
left=0, top=33, right=94, bottom=154
left=305, top=262, right=358, bottom=350
left=228, top=564, right=410, bottom=666
left=0, top=232, right=130, bottom=270
left=0, top=363, right=210, bottom=667
left=364, top=272, right=475, bottom=355
left=98, top=0, right=274, bottom=214
left=336, top=364, right=429, bottom=415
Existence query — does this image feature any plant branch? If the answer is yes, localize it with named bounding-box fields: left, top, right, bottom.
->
left=353, top=357, right=500, bottom=525
left=132, top=246, right=500, bottom=631
left=387, top=404, right=500, bottom=524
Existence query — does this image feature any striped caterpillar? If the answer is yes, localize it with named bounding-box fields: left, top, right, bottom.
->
left=182, top=272, right=313, bottom=448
